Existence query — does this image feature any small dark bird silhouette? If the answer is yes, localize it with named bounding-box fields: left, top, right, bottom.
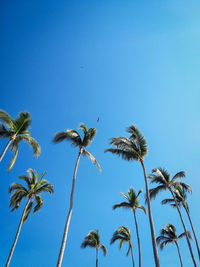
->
left=97, top=117, right=99, bottom=122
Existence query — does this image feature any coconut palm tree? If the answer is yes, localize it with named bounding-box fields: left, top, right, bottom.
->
left=162, top=186, right=200, bottom=261
left=6, top=169, right=54, bottom=267
left=81, top=230, right=107, bottom=267
left=113, top=187, right=146, bottom=267
left=53, top=123, right=101, bottom=267
left=110, top=226, right=135, bottom=267
left=156, top=223, right=192, bottom=267
left=0, top=110, right=40, bottom=171
left=105, top=125, right=160, bottom=267
left=148, top=168, right=197, bottom=266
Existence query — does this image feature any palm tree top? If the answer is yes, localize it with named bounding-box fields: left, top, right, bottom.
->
left=148, top=167, right=192, bottom=200
left=53, top=123, right=101, bottom=171
left=113, top=186, right=146, bottom=214
left=81, top=230, right=107, bottom=256
left=9, top=168, right=54, bottom=222
left=105, top=124, right=148, bottom=162
left=156, top=223, right=192, bottom=250
left=53, top=123, right=97, bottom=148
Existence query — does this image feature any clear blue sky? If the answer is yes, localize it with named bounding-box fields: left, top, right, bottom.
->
left=1, top=0, right=200, bottom=266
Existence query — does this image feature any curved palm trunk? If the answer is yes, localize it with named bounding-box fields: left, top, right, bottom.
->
left=130, top=245, right=135, bottom=267
left=0, top=138, right=12, bottom=162
left=175, top=240, right=183, bottom=267
left=6, top=199, right=30, bottom=267
left=96, top=247, right=98, bottom=267
left=133, top=209, right=141, bottom=267
left=56, top=149, right=82, bottom=267
left=170, top=190, right=197, bottom=267
left=140, top=160, right=160, bottom=267
left=184, top=206, right=200, bottom=261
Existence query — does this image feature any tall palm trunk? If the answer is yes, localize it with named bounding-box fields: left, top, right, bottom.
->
left=175, top=240, right=183, bottom=267
left=170, top=189, right=197, bottom=267
left=140, top=160, right=160, bottom=267
left=133, top=209, right=141, bottom=267
left=184, top=206, right=200, bottom=261
left=130, top=245, right=135, bottom=267
left=96, top=247, right=98, bottom=267
left=56, top=148, right=82, bottom=267
left=0, top=138, right=13, bottom=162
left=6, top=199, right=30, bottom=267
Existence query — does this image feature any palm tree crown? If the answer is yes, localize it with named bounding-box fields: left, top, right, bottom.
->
left=157, top=223, right=192, bottom=250
left=9, top=168, right=54, bottom=221
left=81, top=230, right=107, bottom=256
left=53, top=123, right=101, bottom=170
left=105, top=125, right=147, bottom=162
left=148, top=168, right=192, bottom=200
left=0, top=110, right=41, bottom=171
left=110, top=226, right=133, bottom=256
left=113, top=186, right=146, bottom=214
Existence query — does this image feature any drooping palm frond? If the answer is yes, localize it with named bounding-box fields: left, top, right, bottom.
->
left=148, top=185, right=167, bottom=200
left=79, top=123, right=88, bottom=134
left=0, top=124, right=12, bottom=138
left=105, top=148, right=138, bottom=161
left=99, top=244, right=107, bottom=256
left=12, top=112, right=31, bottom=134
left=113, top=202, right=131, bottom=210
left=178, top=231, right=192, bottom=240
left=82, top=149, right=101, bottom=171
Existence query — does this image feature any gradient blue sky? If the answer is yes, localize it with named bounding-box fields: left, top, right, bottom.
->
left=1, top=0, right=200, bottom=266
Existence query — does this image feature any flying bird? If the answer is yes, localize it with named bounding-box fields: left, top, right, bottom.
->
left=97, top=117, right=99, bottom=122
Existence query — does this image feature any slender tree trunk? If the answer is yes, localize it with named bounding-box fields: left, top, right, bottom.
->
left=140, top=159, right=160, bottom=267
left=96, top=247, right=98, bottom=267
left=184, top=206, right=200, bottom=261
left=175, top=240, right=183, bottom=267
left=133, top=209, right=141, bottom=267
left=6, top=199, right=30, bottom=267
left=0, top=138, right=12, bottom=162
left=56, top=148, right=82, bottom=267
left=130, top=244, right=135, bottom=267
left=170, top=189, right=197, bottom=267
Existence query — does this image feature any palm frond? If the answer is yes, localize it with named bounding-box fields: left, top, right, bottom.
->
left=53, top=130, right=81, bottom=147
left=137, top=205, right=147, bottom=214
left=172, top=171, right=186, bottom=182
left=33, top=195, right=43, bottom=213
left=99, top=244, right=107, bottom=256
left=126, top=244, right=131, bottom=256
left=0, top=124, right=12, bottom=138
left=79, top=123, right=88, bottom=134
left=113, top=202, right=131, bottom=210
left=82, top=149, right=101, bottom=172
left=149, top=185, right=167, bottom=200
left=13, top=112, right=31, bottom=134
left=104, top=148, right=139, bottom=161
left=178, top=231, right=192, bottom=240
left=8, top=146, right=18, bottom=171
left=23, top=200, right=34, bottom=223
left=0, top=110, right=13, bottom=128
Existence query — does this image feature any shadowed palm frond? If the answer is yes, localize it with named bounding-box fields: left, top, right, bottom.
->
left=178, top=231, right=192, bottom=240
left=149, top=185, right=167, bottom=200
left=113, top=202, right=131, bottom=210
left=53, top=130, right=81, bottom=147
left=0, top=124, right=12, bottom=138
left=105, top=148, right=139, bottom=161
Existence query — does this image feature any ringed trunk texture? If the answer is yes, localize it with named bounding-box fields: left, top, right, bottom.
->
left=56, top=149, right=82, bottom=267
left=130, top=245, right=135, bottom=267
left=140, top=160, right=160, bottom=267
left=133, top=209, right=141, bottom=267
left=170, top=190, right=197, bottom=267
left=175, top=241, right=183, bottom=267
left=96, top=247, right=98, bottom=267
left=0, top=138, right=13, bottom=162
left=185, top=206, right=200, bottom=261
left=6, top=199, right=30, bottom=267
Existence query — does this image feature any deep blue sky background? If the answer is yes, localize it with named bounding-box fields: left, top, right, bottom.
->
left=1, top=0, right=200, bottom=266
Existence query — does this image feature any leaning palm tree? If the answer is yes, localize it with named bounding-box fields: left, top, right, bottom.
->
left=0, top=110, right=40, bottom=171
left=105, top=125, right=160, bottom=267
left=113, top=187, right=146, bottom=267
left=148, top=168, right=197, bottom=266
left=81, top=230, right=107, bottom=267
left=110, top=226, right=135, bottom=267
left=156, top=223, right=192, bottom=267
left=53, top=123, right=101, bottom=267
left=6, top=169, right=54, bottom=267
left=162, top=186, right=200, bottom=261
